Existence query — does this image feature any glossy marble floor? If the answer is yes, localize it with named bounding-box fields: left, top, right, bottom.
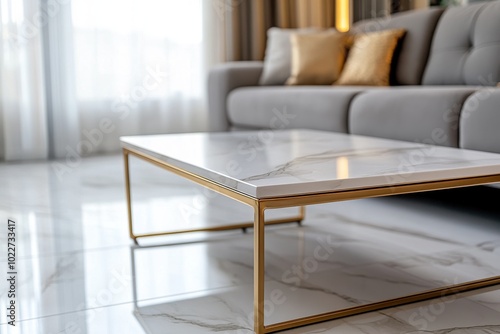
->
left=1, top=154, right=500, bottom=334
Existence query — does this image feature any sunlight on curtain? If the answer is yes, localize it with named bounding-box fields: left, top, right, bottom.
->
left=71, top=0, right=208, bottom=154
left=0, top=0, right=48, bottom=160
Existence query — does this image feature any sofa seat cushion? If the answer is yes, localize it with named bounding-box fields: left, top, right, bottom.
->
left=460, top=89, right=500, bottom=153
left=227, top=86, right=366, bottom=133
left=349, top=87, right=477, bottom=147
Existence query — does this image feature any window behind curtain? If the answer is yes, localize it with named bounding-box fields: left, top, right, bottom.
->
left=71, top=0, right=203, bottom=101
left=71, top=0, right=207, bottom=154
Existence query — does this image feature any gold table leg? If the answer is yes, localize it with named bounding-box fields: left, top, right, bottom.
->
left=124, top=150, right=136, bottom=242
left=254, top=203, right=266, bottom=334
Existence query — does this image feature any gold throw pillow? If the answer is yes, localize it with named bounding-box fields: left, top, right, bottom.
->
left=286, top=31, right=348, bottom=85
left=335, top=29, right=406, bottom=86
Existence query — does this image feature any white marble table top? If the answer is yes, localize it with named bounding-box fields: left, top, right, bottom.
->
left=120, top=130, right=500, bottom=198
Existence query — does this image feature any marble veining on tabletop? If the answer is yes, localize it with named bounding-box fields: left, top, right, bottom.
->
left=121, top=130, right=500, bottom=198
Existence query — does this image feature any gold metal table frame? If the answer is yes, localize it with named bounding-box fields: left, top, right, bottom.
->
left=123, top=147, right=500, bottom=334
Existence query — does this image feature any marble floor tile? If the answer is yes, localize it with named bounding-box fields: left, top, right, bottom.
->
left=134, top=284, right=500, bottom=334
left=2, top=286, right=499, bottom=334
left=1, top=154, right=500, bottom=333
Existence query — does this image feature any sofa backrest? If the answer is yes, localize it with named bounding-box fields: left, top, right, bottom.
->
left=352, top=7, right=444, bottom=86
left=422, top=1, right=500, bottom=86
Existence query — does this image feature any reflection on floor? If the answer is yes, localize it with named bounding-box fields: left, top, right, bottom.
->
left=1, top=154, right=500, bottom=333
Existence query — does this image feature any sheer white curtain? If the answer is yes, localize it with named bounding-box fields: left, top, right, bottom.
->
left=0, top=0, right=49, bottom=160
left=0, top=0, right=222, bottom=160
left=72, top=0, right=212, bottom=154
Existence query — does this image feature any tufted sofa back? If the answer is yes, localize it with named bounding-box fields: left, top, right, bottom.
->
left=422, top=1, right=500, bottom=86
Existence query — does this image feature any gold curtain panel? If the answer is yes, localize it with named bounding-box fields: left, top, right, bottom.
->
left=222, top=0, right=337, bottom=61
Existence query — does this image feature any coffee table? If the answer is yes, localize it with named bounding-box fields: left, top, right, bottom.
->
left=121, top=129, right=500, bottom=334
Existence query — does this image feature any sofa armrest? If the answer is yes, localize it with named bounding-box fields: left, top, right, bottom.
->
left=207, top=61, right=264, bottom=131
left=460, top=89, right=500, bottom=153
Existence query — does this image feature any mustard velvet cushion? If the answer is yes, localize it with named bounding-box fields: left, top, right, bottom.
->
left=286, top=31, right=348, bottom=86
left=335, top=29, right=406, bottom=86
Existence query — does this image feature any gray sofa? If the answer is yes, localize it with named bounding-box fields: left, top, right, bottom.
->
left=207, top=1, right=500, bottom=154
